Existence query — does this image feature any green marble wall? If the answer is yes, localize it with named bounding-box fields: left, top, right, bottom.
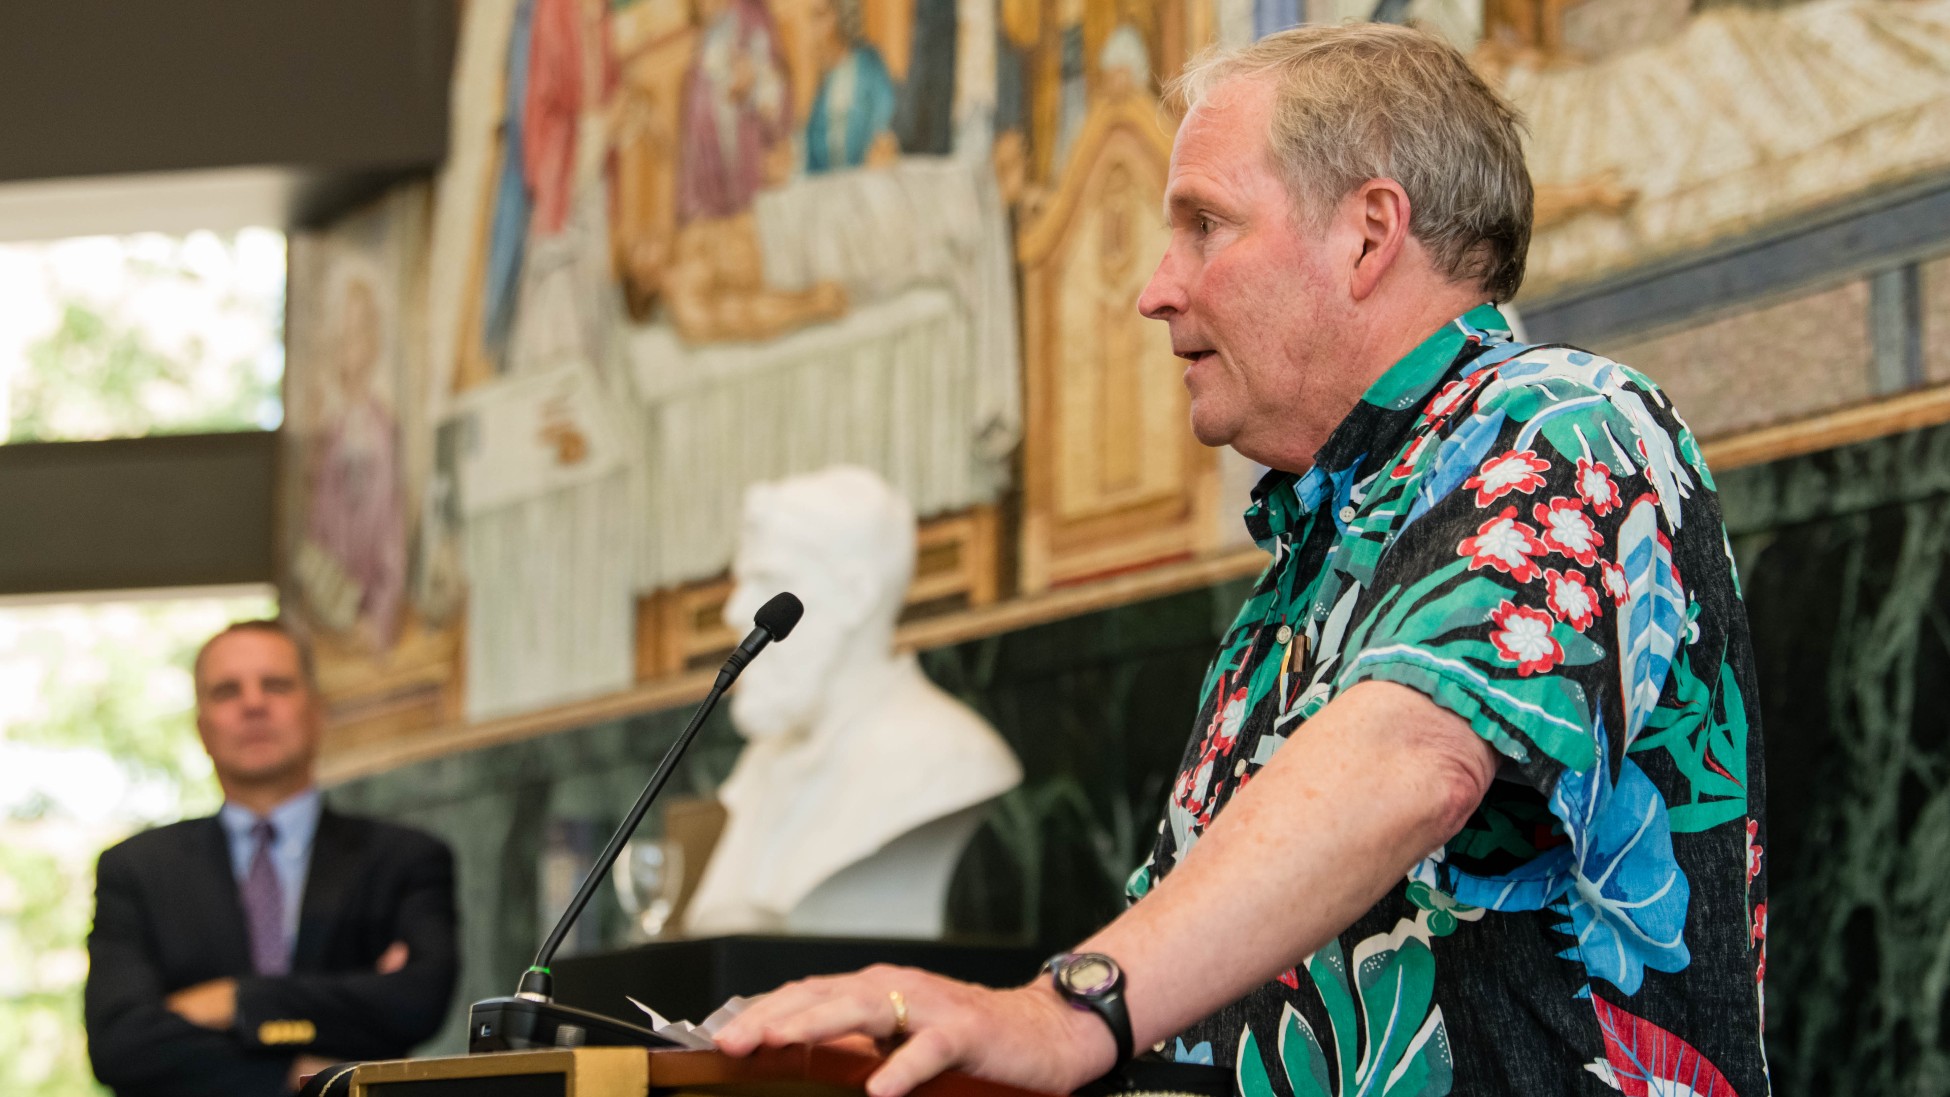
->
left=335, top=422, right=1950, bottom=1092
left=1719, top=424, right=1950, bottom=1096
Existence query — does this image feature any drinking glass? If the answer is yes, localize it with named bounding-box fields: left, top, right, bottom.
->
left=614, top=837, right=684, bottom=941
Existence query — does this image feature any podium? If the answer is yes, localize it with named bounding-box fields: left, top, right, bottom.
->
left=332, top=1045, right=1058, bottom=1097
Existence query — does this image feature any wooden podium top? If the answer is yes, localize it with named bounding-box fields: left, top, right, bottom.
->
left=651, top=1046, right=1060, bottom=1097
left=339, top=1044, right=1063, bottom=1097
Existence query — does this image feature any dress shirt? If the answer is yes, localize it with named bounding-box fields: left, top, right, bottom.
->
left=218, top=787, right=321, bottom=965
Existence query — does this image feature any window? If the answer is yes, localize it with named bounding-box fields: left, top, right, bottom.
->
left=0, top=229, right=284, bottom=444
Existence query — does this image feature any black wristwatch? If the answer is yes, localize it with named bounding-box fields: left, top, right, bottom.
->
left=1043, top=951, right=1133, bottom=1064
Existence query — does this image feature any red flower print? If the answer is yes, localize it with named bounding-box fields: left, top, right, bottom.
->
left=1746, top=819, right=1763, bottom=884
left=1756, top=941, right=1767, bottom=984
left=1176, top=747, right=1219, bottom=821
left=1211, top=686, right=1248, bottom=753
left=1543, top=568, right=1601, bottom=631
left=1465, top=448, right=1551, bottom=507
left=1458, top=507, right=1550, bottom=583
left=1276, top=967, right=1300, bottom=989
left=1489, top=601, right=1562, bottom=676
left=1600, top=560, right=1630, bottom=606
left=1421, top=379, right=1477, bottom=426
left=1534, top=496, right=1603, bottom=566
left=1390, top=431, right=1432, bottom=480
left=1751, top=902, right=1767, bottom=946
left=1576, top=457, right=1621, bottom=516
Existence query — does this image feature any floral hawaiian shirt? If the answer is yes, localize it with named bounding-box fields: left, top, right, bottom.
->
left=1131, top=305, right=1769, bottom=1096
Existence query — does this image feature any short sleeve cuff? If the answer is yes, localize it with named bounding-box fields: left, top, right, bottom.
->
left=1339, top=650, right=1583, bottom=796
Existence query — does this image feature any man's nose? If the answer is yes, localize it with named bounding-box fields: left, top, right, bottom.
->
left=1137, top=251, right=1185, bottom=321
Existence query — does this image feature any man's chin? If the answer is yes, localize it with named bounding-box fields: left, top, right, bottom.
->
left=224, top=758, right=311, bottom=788
left=1186, top=405, right=1238, bottom=449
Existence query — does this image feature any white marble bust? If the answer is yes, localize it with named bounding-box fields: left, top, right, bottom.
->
left=683, top=466, right=1022, bottom=938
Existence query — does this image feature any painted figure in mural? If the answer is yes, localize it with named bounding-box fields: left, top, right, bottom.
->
left=715, top=24, right=1769, bottom=1097
left=483, top=0, right=538, bottom=368
left=677, top=0, right=792, bottom=223
left=662, top=213, right=849, bottom=344
left=640, top=0, right=846, bottom=343
left=523, top=0, right=592, bottom=238
left=299, top=271, right=407, bottom=655
left=803, top=0, right=899, bottom=174
left=686, top=466, right=1021, bottom=938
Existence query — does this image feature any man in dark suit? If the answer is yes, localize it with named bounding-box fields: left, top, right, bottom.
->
left=84, top=620, right=458, bottom=1096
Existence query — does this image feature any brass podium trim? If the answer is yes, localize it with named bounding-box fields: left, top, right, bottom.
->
left=349, top=1047, right=648, bottom=1096
left=343, top=1047, right=1059, bottom=1097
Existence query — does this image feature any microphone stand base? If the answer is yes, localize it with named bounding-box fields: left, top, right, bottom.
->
left=468, top=995, right=677, bottom=1052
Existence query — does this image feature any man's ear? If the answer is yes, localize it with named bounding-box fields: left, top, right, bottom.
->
left=1347, top=179, right=1412, bottom=302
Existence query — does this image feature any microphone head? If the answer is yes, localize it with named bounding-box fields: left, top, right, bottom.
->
left=754, top=592, right=804, bottom=641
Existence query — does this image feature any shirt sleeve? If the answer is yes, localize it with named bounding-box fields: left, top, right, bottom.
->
left=1331, top=363, right=1700, bottom=915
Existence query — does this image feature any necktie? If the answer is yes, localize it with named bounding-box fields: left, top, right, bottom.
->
left=242, top=819, right=289, bottom=975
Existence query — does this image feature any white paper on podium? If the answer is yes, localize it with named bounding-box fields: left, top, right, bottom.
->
left=626, top=994, right=758, bottom=1050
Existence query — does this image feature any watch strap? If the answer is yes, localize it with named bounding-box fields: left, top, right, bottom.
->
left=1045, top=953, right=1134, bottom=1064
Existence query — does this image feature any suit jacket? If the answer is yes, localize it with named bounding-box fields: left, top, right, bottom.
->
left=84, top=807, right=458, bottom=1097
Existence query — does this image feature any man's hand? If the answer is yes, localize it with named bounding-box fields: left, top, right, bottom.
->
left=714, top=964, right=1117, bottom=1097
left=165, top=977, right=238, bottom=1030
left=376, top=940, right=409, bottom=975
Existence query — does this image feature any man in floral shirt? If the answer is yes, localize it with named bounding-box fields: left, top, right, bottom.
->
left=715, top=23, right=1767, bottom=1097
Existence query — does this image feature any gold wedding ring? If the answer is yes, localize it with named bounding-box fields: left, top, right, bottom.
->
left=887, top=989, right=909, bottom=1039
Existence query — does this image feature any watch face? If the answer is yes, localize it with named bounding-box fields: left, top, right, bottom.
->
left=1060, top=954, right=1119, bottom=996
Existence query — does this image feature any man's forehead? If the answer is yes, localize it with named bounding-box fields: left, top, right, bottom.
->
left=199, top=631, right=301, bottom=680
left=1165, top=78, right=1278, bottom=209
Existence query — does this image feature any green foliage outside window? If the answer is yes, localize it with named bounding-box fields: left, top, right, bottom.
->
left=2, top=229, right=283, bottom=444
left=0, top=597, right=272, bottom=1097
left=0, top=228, right=285, bottom=1096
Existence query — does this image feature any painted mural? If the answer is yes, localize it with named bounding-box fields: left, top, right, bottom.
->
left=281, top=185, right=465, bottom=739
left=283, top=0, right=1950, bottom=741
left=286, top=0, right=1226, bottom=728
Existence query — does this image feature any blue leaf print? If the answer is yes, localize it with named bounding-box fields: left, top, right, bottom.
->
left=1614, top=496, right=1685, bottom=745
left=1403, top=408, right=1506, bottom=529
left=1173, top=1039, right=1216, bottom=1066
left=1551, top=746, right=1692, bottom=995
left=1412, top=841, right=1572, bottom=915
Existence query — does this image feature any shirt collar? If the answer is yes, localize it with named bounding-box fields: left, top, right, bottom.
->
left=1241, top=304, right=1513, bottom=548
left=219, top=786, right=323, bottom=851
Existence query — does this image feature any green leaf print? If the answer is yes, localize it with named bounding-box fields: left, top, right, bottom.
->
left=1632, top=656, right=1749, bottom=833
left=1276, top=1008, right=1334, bottom=1097
left=1243, top=931, right=1453, bottom=1097
left=1551, top=620, right=1605, bottom=667
left=1240, top=1029, right=1281, bottom=1097
left=1446, top=799, right=1554, bottom=863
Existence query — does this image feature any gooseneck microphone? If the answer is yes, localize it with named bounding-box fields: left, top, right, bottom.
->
left=469, top=592, right=804, bottom=1052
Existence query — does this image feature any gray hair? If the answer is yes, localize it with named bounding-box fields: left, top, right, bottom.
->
left=1167, top=23, right=1533, bottom=302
